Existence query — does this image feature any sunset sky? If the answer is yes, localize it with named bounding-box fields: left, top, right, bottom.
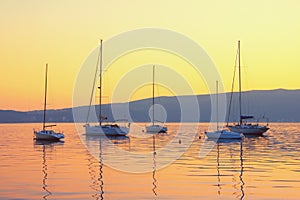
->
left=0, top=0, right=299, bottom=111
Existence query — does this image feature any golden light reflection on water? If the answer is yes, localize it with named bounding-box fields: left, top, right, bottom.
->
left=0, top=123, right=300, bottom=199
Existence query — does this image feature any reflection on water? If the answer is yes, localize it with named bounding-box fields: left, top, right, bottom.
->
left=239, top=141, right=245, bottom=200
left=222, top=139, right=244, bottom=200
left=87, top=152, right=102, bottom=199
left=33, top=140, right=64, bottom=199
left=85, top=135, right=130, bottom=199
left=86, top=140, right=104, bottom=200
left=207, top=138, right=245, bottom=199
left=1, top=123, right=300, bottom=199
left=152, top=135, right=157, bottom=197
left=216, top=142, right=221, bottom=196
left=216, top=139, right=245, bottom=200
left=41, top=144, right=51, bottom=200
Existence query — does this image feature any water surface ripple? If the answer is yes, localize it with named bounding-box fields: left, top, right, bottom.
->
left=0, top=123, right=299, bottom=199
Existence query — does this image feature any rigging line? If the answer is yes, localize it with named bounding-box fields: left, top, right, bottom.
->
left=99, top=39, right=103, bottom=126
left=155, top=67, right=164, bottom=122
left=85, top=45, right=101, bottom=124
left=43, top=64, right=48, bottom=130
left=242, top=64, right=251, bottom=116
left=227, top=45, right=239, bottom=126
left=239, top=44, right=249, bottom=117
left=238, top=41, right=242, bottom=125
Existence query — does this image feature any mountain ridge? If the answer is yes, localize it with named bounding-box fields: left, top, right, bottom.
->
left=1, top=89, right=300, bottom=123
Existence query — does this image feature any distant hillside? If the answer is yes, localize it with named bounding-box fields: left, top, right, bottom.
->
left=1, top=89, right=300, bottom=123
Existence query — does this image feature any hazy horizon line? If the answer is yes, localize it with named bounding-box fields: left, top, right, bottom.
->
left=1, top=88, right=299, bottom=113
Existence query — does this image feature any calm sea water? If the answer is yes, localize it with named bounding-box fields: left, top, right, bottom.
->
left=0, top=123, right=300, bottom=199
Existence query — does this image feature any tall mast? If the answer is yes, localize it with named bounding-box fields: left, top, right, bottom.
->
left=216, top=80, right=219, bottom=131
left=152, top=65, right=155, bottom=126
left=99, top=39, right=103, bottom=126
left=43, top=64, right=48, bottom=130
left=238, top=40, right=242, bottom=125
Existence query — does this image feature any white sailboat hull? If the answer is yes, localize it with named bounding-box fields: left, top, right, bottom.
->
left=205, top=130, right=243, bottom=139
left=34, top=130, right=65, bottom=141
left=228, top=125, right=269, bottom=135
left=85, top=124, right=129, bottom=136
left=145, top=125, right=168, bottom=133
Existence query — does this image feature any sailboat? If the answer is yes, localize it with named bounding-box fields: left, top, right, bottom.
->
left=34, top=64, right=65, bottom=141
left=205, top=81, right=243, bottom=139
left=145, top=65, right=167, bottom=133
left=84, top=40, right=130, bottom=136
left=227, top=41, right=269, bottom=136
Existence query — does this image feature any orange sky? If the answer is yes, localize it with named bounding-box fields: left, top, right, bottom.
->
left=0, top=0, right=299, bottom=111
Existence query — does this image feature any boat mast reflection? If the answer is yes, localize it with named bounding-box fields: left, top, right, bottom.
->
left=98, top=137, right=104, bottom=200
left=87, top=152, right=102, bottom=200
left=34, top=140, right=64, bottom=200
left=215, top=139, right=245, bottom=200
left=239, top=141, right=245, bottom=200
left=216, top=143, right=221, bottom=196
left=42, top=144, right=51, bottom=199
left=86, top=135, right=130, bottom=199
left=87, top=136, right=105, bottom=200
left=152, top=135, right=157, bottom=196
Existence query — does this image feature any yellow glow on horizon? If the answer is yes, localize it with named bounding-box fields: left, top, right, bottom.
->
left=101, top=49, right=208, bottom=104
left=0, top=0, right=300, bottom=110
